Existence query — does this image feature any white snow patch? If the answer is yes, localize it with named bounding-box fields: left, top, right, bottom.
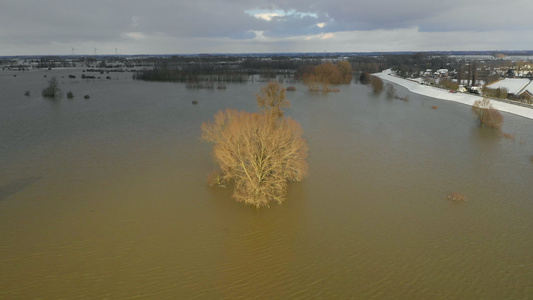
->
left=487, top=78, right=532, bottom=95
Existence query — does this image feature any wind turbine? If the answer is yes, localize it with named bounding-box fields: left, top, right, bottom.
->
left=94, top=47, right=98, bottom=56
left=71, top=46, right=76, bottom=56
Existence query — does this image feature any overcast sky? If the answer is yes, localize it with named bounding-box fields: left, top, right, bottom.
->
left=1, top=0, right=532, bottom=55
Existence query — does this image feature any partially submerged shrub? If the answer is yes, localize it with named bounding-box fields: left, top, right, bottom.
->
left=431, top=105, right=438, bottom=109
left=286, top=86, right=296, bottom=91
left=66, top=91, right=74, bottom=99
left=192, top=100, right=198, bottom=104
left=472, top=98, right=503, bottom=129
left=84, top=95, right=90, bottom=99
left=397, top=95, right=409, bottom=102
left=385, top=83, right=396, bottom=98
left=24, top=90, right=30, bottom=96
left=446, top=192, right=467, bottom=202
left=207, top=171, right=226, bottom=188
left=370, top=76, right=384, bottom=94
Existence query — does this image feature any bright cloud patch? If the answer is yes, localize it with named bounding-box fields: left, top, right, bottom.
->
left=122, top=32, right=146, bottom=40
left=253, top=12, right=283, bottom=21
left=316, top=22, right=326, bottom=28
left=305, top=32, right=335, bottom=40
left=246, top=9, right=318, bottom=21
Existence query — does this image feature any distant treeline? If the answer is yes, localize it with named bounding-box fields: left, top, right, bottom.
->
left=134, top=55, right=386, bottom=83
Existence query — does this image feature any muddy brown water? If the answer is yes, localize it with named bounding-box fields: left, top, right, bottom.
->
left=1, top=69, right=532, bottom=299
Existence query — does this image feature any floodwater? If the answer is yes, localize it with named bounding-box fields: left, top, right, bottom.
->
left=1, top=68, right=532, bottom=299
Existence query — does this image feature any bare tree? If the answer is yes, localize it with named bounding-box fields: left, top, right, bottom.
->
left=256, top=81, right=290, bottom=118
left=202, top=82, right=309, bottom=208
left=41, top=76, right=61, bottom=98
left=472, top=98, right=503, bottom=129
left=385, top=83, right=396, bottom=98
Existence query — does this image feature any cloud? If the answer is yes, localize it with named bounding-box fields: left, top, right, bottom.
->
left=122, top=32, right=146, bottom=40
left=305, top=33, right=335, bottom=40
left=0, top=0, right=532, bottom=55
left=252, top=12, right=284, bottom=21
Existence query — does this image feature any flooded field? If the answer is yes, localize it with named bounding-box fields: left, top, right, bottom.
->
left=1, top=68, right=532, bottom=298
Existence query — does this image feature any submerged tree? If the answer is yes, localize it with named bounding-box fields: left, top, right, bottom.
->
left=472, top=98, right=503, bottom=129
left=369, top=76, right=384, bottom=94
left=256, top=81, right=290, bottom=118
left=42, top=76, right=61, bottom=98
left=385, top=83, right=396, bottom=98
left=202, top=82, right=309, bottom=208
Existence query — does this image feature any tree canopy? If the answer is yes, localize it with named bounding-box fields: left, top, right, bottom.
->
left=202, top=82, right=309, bottom=208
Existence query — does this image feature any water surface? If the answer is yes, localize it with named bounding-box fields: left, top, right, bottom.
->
left=1, top=69, right=532, bottom=299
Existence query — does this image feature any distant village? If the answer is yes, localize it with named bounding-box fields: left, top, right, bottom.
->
left=407, top=64, right=533, bottom=104
left=387, top=53, right=533, bottom=105
left=1, top=51, right=532, bottom=105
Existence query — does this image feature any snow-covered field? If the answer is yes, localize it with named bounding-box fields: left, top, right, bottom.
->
left=374, top=70, right=533, bottom=120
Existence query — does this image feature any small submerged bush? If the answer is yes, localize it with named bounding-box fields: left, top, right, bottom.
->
left=397, top=95, right=409, bottom=102
left=24, top=90, right=30, bottom=96
left=446, top=192, right=467, bottom=202
left=84, top=95, right=90, bottom=99
left=67, top=91, right=74, bottom=99
left=286, top=86, right=296, bottom=91
left=500, top=132, right=514, bottom=140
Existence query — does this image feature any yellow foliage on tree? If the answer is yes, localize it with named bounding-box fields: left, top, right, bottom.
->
left=202, top=82, right=309, bottom=208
